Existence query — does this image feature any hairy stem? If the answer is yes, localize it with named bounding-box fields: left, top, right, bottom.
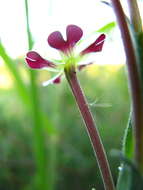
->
left=111, top=0, right=143, bottom=171
left=65, top=67, right=115, bottom=190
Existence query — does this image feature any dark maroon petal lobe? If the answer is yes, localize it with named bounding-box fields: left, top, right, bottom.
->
left=53, top=75, right=61, bottom=84
left=81, top=34, right=106, bottom=55
left=26, top=51, right=55, bottom=69
left=66, top=25, right=83, bottom=47
left=48, top=25, right=83, bottom=53
left=48, top=31, right=67, bottom=51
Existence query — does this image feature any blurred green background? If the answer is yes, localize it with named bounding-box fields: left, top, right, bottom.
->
left=0, top=0, right=133, bottom=189
left=0, top=61, right=130, bottom=190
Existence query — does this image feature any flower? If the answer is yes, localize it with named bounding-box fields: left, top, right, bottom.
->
left=25, top=25, right=106, bottom=86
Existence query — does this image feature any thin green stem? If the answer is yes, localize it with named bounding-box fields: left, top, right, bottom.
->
left=25, top=0, right=34, bottom=49
left=65, top=67, right=115, bottom=190
left=30, top=73, right=49, bottom=189
left=25, top=1, right=49, bottom=189
left=111, top=0, right=143, bottom=172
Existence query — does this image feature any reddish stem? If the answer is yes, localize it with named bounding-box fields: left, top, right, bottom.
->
left=65, top=67, right=115, bottom=190
left=111, top=0, right=143, bottom=171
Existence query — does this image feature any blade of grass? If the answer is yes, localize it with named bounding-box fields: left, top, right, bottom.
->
left=25, top=0, right=49, bottom=189
left=25, top=1, right=57, bottom=189
left=116, top=112, right=134, bottom=189
left=0, top=42, right=30, bottom=105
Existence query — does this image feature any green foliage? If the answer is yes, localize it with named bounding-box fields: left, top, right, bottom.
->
left=97, top=22, right=116, bottom=34
left=122, top=115, right=134, bottom=159
left=0, top=1, right=57, bottom=189
left=0, top=42, right=30, bottom=105
left=116, top=114, right=135, bottom=190
left=116, top=23, right=143, bottom=190
left=0, top=64, right=129, bottom=190
left=0, top=0, right=142, bottom=188
left=117, top=156, right=143, bottom=190
left=24, top=1, right=57, bottom=189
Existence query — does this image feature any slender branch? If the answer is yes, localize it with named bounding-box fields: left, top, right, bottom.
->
left=111, top=0, right=143, bottom=171
left=65, top=67, right=115, bottom=190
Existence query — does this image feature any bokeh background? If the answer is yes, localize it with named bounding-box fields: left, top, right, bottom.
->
left=0, top=0, right=143, bottom=190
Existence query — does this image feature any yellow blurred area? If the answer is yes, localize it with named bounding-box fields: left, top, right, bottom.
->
left=0, top=59, right=14, bottom=89
left=0, top=57, right=124, bottom=90
left=38, top=70, right=51, bottom=84
left=86, top=63, right=124, bottom=78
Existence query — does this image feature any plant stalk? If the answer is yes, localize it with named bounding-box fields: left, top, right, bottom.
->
left=65, top=67, right=115, bottom=190
left=25, top=1, right=50, bottom=189
left=126, top=0, right=142, bottom=33
left=111, top=0, right=143, bottom=171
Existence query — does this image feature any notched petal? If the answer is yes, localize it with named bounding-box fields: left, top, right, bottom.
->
left=48, top=25, right=83, bottom=53
left=48, top=31, right=67, bottom=51
left=81, top=34, right=106, bottom=55
left=66, top=25, right=83, bottom=46
left=26, top=51, right=55, bottom=69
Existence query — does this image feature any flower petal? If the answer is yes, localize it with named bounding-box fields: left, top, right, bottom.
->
left=48, top=31, right=67, bottom=51
left=26, top=51, right=55, bottom=69
left=42, top=73, right=63, bottom=86
left=66, top=25, right=83, bottom=47
left=81, top=34, right=106, bottom=55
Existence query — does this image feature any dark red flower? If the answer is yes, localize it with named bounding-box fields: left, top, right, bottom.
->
left=48, top=25, right=83, bottom=53
left=25, top=24, right=106, bottom=86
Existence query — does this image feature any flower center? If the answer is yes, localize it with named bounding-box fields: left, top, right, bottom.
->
left=61, top=50, right=78, bottom=70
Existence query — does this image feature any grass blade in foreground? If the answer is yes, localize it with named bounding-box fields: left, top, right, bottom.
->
left=0, top=42, right=30, bottom=105
left=25, top=0, right=52, bottom=189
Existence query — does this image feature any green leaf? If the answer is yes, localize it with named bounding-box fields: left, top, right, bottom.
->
left=96, top=22, right=116, bottom=34
left=76, top=22, right=116, bottom=46
left=116, top=112, right=137, bottom=190
left=117, top=155, right=143, bottom=190
left=122, top=113, right=134, bottom=159
left=116, top=164, right=131, bottom=190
